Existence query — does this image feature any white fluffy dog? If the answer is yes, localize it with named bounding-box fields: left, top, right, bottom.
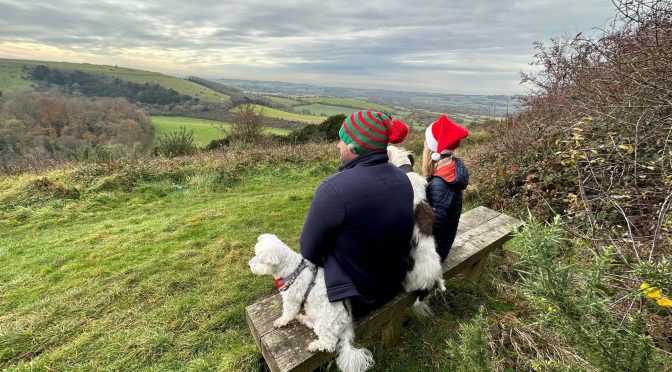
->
left=248, top=233, right=373, bottom=372
left=387, top=146, right=446, bottom=313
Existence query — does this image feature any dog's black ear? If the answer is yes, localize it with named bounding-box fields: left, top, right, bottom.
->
left=408, top=154, right=415, bottom=167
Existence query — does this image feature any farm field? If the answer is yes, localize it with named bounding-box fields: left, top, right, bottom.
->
left=293, top=103, right=354, bottom=117
left=230, top=104, right=324, bottom=124
left=151, top=116, right=290, bottom=146
left=0, top=59, right=230, bottom=104
left=0, top=61, right=33, bottom=91
left=262, top=95, right=301, bottom=106
left=303, top=97, right=394, bottom=113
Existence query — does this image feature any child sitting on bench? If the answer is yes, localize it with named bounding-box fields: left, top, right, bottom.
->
left=423, top=115, right=470, bottom=262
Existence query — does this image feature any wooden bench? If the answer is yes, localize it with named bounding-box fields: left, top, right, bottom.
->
left=245, top=206, right=523, bottom=372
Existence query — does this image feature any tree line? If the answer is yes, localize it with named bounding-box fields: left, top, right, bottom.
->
left=0, top=92, right=154, bottom=158
left=26, top=65, right=192, bottom=105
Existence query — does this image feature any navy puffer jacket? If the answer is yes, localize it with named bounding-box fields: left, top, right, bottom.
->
left=426, top=157, right=469, bottom=262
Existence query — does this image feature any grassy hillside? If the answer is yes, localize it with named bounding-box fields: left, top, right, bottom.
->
left=151, top=116, right=290, bottom=146
left=303, top=97, right=394, bottom=113
left=1, top=136, right=670, bottom=370
left=261, top=95, right=301, bottom=106
left=293, top=103, right=355, bottom=117
left=0, top=147, right=335, bottom=370
left=0, top=59, right=231, bottom=104
left=231, top=104, right=324, bottom=124
left=0, top=61, right=34, bottom=91
left=0, top=144, right=497, bottom=371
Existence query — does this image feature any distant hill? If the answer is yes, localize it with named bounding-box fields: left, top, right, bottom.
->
left=217, top=78, right=512, bottom=117
left=0, top=58, right=231, bottom=104
left=186, top=76, right=276, bottom=108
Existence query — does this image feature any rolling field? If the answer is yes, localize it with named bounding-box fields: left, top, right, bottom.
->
left=0, top=59, right=231, bottom=104
left=231, top=104, right=324, bottom=124
left=261, top=95, right=301, bottom=106
left=303, top=97, right=394, bottom=113
left=293, top=103, right=354, bottom=117
left=0, top=62, right=33, bottom=92
left=151, top=116, right=290, bottom=146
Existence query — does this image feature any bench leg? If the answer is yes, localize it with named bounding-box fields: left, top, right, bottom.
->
left=462, top=254, right=489, bottom=283
left=381, top=310, right=404, bottom=348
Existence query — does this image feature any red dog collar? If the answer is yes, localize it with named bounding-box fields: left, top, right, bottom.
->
left=274, top=277, right=285, bottom=290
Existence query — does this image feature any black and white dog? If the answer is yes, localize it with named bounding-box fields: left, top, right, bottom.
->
left=387, top=145, right=445, bottom=315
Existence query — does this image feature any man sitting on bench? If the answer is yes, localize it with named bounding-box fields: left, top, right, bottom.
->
left=299, top=110, right=414, bottom=317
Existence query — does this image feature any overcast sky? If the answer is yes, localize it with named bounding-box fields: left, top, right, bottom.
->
left=0, top=0, right=616, bottom=94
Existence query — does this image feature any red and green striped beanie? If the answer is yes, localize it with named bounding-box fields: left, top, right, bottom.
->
left=339, top=110, right=409, bottom=155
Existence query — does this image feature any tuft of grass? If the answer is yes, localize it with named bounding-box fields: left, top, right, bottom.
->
left=445, top=307, right=493, bottom=371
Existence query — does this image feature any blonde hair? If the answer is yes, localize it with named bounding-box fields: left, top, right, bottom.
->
left=422, top=141, right=453, bottom=177
left=422, top=142, right=436, bottom=177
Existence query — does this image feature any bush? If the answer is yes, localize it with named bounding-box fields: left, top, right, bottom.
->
left=226, top=104, right=265, bottom=145
left=153, top=127, right=196, bottom=157
left=286, top=114, right=345, bottom=143
left=506, top=216, right=666, bottom=371
left=466, top=1, right=672, bottom=326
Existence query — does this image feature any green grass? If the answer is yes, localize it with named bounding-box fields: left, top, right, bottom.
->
left=303, top=97, right=394, bottom=113
left=1, top=142, right=670, bottom=370
left=293, top=104, right=355, bottom=117
left=262, top=96, right=302, bottom=106
left=0, top=58, right=231, bottom=104
left=0, top=62, right=33, bottom=92
left=231, top=104, right=325, bottom=124
left=0, top=148, right=497, bottom=371
left=0, top=161, right=330, bottom=370
left=151, top=116, right=291, bottom=147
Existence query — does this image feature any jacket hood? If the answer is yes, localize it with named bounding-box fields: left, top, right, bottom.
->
left=432, top=157, right=469, bottom=190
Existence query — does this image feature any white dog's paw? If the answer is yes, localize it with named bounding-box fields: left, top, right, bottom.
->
left=273, top=317, right=292, bottom=328
left=437, top=279, right=446, bottom=291
left=307, top=340, right=328, bottom=352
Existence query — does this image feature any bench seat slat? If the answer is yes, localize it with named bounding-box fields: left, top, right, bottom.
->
left=245, top=207, right=522, bottom=372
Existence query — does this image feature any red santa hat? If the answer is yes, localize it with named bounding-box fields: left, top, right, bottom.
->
left=425, top=115, right=469, bottom=161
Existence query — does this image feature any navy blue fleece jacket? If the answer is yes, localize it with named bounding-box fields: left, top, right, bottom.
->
left=300, top=150, right=414, bottom=307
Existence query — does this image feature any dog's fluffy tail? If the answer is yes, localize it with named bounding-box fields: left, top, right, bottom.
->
left=411, top=297, right=434, bottom=317
left=336, top=324, right=374, bottom=372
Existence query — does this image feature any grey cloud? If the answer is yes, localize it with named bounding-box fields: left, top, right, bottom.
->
left=0, top=0, right=616, bottom=93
